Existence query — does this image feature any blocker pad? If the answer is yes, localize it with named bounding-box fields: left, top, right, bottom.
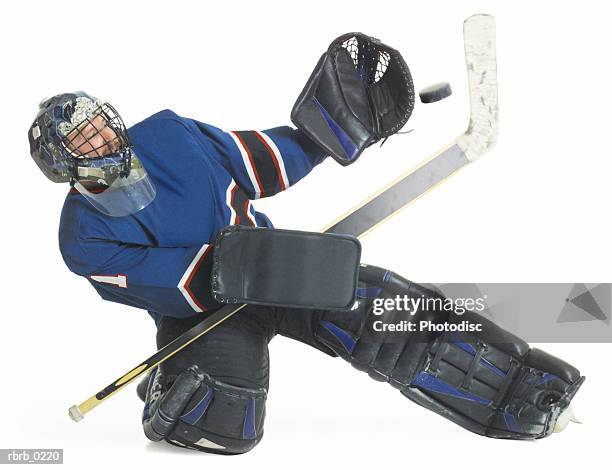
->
left=211, top=226, right=361, bottom=310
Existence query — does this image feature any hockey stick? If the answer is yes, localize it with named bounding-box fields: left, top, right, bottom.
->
left=68, top=14, right=498, bottom=422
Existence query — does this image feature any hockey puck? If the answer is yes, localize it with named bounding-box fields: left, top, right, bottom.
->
left=419, top=82, right=452, bottom=103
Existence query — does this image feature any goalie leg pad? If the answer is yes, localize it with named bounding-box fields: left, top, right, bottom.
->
left=143, top=366, right=267, bottom=454
left=142, top=311, right=273, bottom=454
left=169, top=371, right=267, bottom=454
left=404, top=331, right=583, bottom=439
left=314, top=265, right=585, bottom=439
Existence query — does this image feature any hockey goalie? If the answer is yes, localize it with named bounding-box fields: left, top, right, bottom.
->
left=28, top=27, right=583, bottom=454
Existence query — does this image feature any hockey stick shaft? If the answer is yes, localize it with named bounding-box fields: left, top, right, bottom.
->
left=69, top=304, right=248, bottom=420
left=69, top=14, right=497, bottom=422
left=323, top=143, right=468, bottom=236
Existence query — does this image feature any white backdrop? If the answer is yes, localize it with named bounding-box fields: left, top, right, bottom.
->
left=0, top=0, right=610, bottom=468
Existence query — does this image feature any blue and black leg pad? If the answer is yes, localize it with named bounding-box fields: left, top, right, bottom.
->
left=314, top=264, right=585, bottom=439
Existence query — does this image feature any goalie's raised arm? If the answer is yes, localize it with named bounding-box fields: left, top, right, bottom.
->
left=191, top=121, right=327, bottom=199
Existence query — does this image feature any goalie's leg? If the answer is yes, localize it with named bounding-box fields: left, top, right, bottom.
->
left=277, top=265, right=584, bottom=439
left=142, top=309, right=275, bottom=454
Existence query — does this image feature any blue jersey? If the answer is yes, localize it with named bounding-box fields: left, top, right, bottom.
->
left=59, top=109, right=327, bottom=319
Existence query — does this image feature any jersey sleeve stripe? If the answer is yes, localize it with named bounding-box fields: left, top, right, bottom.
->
left=256, top=131, right=289, bottom=190
left=226, top=180, right=256, bottom=227
left=178, top=243, right=222, bottom=314
left=225, top=180, right=238, bottom=225
left=232, top=130, right=284, bottom=197
left=244, top=199, right=257, bottom=227
left=245, top=200, right=257, bottom=226
left=178, top=243, right=211, bottom=313
left=229, top=131, right=263, bottom=198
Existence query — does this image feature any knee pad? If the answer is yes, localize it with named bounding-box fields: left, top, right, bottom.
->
left=315, top=265, right=585, bottom=440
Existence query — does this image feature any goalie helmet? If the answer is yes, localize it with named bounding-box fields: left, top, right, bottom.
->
left=28, top=91, right=156, bottom=217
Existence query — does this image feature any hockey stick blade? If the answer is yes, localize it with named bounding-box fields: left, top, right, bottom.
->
left=68, top=14, right=498, bottom=422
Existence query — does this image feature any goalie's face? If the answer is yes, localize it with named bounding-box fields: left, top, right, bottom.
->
left=65, top=113, right=121, bottom=158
